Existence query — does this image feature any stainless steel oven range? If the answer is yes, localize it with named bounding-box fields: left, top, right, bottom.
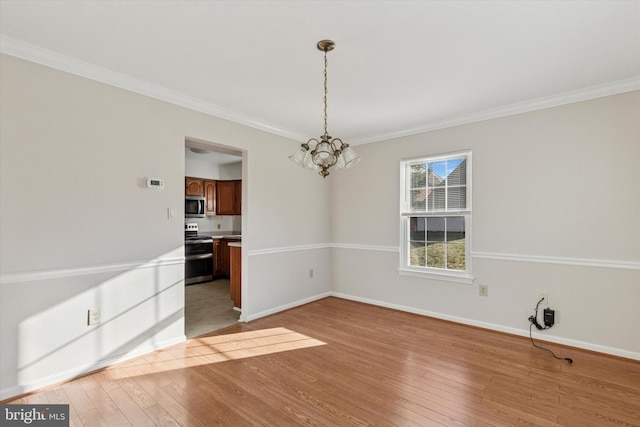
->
left=185, top=223, right=213, bottom=285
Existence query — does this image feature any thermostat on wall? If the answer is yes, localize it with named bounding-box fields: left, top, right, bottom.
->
left=145, top=177, right=165, bottom=190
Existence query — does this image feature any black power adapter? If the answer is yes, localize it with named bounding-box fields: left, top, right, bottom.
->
left=529, top=298, right=572, bottom=363
left=543, top=308, right=555, bottom=327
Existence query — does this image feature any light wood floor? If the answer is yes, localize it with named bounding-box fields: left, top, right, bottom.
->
left=5, top=297, right=640, bottom=426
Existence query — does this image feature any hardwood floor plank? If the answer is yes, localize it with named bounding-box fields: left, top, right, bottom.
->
left=63, top=380, right=97, bottom=420
left=3, top=297, right=639, bottom=426
left=160, top=381, right=233, bottom=426
left=84, top=386, right=131, bottom=427
left=44, top=385, right=69, bottom=405
left=489, top=372, right=560, bottom=404
left=76, top=373, right=100, bottom=393
left=75, top=407, right=109, bottom=427
left=559, top=384, right=640, bottom=426
left=116, top=370, right=157, bottom=410
left=192, top=364, right=298, bottom=426
left=235, top=356, right=382, bottom=426
left=142, top=403, right=180, bottom=427
left=126, top=366, right=212, bottom=427
left=271, top=350, right=435, bottom=426
left=91, top=370, right=122, bottom=394
left=105, top=387, right=156, bottom=427
left=43, top=386, right=82, bottom=427
left=480, top=398, right=560, bottom=427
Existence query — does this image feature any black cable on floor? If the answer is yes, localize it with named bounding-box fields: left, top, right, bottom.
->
left=528, top=298, right=573, bottom=364
left=529, top=323, right=573, bottom=364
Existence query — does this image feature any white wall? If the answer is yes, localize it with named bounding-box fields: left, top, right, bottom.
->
left=219, top=161, right=242, bottom=180
left=0, top=54, right=332, bottom=399
left=330, top=91, right=640, bottom=359
left=2, top=50, right=637, bottom=401
left=184, top=154, right=242, bottom=181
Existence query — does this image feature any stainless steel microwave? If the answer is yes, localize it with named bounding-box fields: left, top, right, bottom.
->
left=185, top=196, right=205, bottom=218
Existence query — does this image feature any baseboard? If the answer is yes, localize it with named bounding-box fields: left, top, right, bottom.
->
left=0, top=335, right=186, bottom=401
left=243, top=292, right=332, bottom=322
left=331, top=292, right=640, bottom=361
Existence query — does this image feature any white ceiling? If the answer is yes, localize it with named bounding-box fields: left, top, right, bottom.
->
left=1, top=1, right=639, bottom=145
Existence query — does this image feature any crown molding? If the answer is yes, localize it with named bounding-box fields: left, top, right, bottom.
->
left=3, top=35, right=638, bottom=147
left=349, top=76, right=640, bottom=145
left=0, top=36, right=306, bottom=142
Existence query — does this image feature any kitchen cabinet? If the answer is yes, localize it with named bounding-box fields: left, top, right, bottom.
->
left=186, top=177, right=240, bottom=215
left=204, top=179, right=217, bottom=214
left=213, top=238, right=240, bottom=277
left=185, top=177, right=204, bottom=196
left=216, top=180, right=241, bottom=215
left=229, top=244, right=241, bottom=308
left=234, top=180, right=242, bottom=214
left=213, top=239, right=225, bottom=277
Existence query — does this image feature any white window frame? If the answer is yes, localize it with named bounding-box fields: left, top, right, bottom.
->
left=398, top=150, right=473, bottom=284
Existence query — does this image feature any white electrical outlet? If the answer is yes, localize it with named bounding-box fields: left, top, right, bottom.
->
left=539, top=293, right=549, bottom=305
left=479, top=284, right=488, bottom=297
left=309, top=269, right=314, bottom=279
left=88, top=308, right=101, bottom=325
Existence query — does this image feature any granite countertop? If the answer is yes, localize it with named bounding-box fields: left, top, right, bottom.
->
left=228, top=242, right=242, bottom=248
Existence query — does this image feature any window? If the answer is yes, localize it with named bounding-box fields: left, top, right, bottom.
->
left=399, top=151, right=472, bottom=283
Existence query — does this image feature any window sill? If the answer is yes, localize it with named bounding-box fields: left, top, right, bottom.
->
left=397, top=268, right=474, bottom=284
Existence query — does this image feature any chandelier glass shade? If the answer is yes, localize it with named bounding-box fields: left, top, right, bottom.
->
left=289, top=40, right=360, bottom=178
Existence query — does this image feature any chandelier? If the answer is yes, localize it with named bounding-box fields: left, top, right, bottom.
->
left=289, top=40, right=360, bottom=178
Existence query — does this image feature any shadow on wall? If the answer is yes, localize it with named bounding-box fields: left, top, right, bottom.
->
left=0, top=248, right=185, bottom=399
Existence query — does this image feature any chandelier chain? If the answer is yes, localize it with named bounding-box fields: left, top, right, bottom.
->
left=323, top=49, right=328, bottom=138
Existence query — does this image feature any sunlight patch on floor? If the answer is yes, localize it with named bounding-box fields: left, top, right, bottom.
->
left=108, top=327, right=326, bottom=377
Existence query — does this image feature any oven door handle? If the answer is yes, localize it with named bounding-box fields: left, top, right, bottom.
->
left=186, top=239, right=213, bottom=244
left=186, top=253, right=213, bottom=261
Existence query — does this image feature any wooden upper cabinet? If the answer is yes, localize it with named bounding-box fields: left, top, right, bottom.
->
left=234, top=180, right=242, bottom=214
left=185, top=177, right=204, bottom=196
left=204, top=180, right=216, bottom=214
left=186, top=176, right=239, bottom=215
left=216, top=180, right=241, bottom=215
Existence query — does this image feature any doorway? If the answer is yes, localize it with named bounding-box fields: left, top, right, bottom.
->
left=184, top=138, right=243, bottom=338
